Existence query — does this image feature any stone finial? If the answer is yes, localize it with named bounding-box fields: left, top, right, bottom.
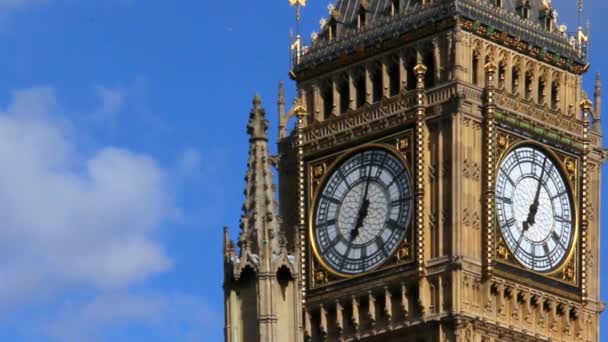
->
left=247, top=95, right=269, bottom=141
left=594, top=73, right=602, bottom=122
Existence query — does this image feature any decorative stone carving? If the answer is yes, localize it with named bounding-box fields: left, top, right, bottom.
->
left=463, top=159, right=481, bottom=181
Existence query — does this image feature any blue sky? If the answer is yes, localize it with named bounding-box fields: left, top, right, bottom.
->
left=0, top=1, right=605, bottom=341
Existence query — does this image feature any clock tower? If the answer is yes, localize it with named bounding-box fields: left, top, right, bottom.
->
left=223, top=1, right=605, bottom=341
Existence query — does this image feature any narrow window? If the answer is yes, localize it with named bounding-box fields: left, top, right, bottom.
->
left=522, top=6, right=530, bottom=20
left=406, top=56, right=417, bottom=91
left=525, top=72, right=533, bottom=100
left=328, top=20, right=337, bottom=40
left=322, top=85, right=333, bottom=119
left=391, top=0, right=400, bottom=16
left=372, top=69, right=383, bottom=103
left=355, top=73, right=366, bottom=108
left=538, top=77, right=546, bottom=104
left=472, top=52, right=480, bottom=86
left=339, top=78, right=349, bottom=114
left=357, top=7, right=366, bottom=30
left=498, top=63, right=506, bottom=89
left=511, top=67, right=520, bottom=93
left=551, top=81, right=560, bottom=109
left=545, top=17, right=553, bottom=32
left=496, top=0, right=503, bottom=7
left=424, top=51, right=436, bottom=88
left=388, top=61, right=400, bottom=97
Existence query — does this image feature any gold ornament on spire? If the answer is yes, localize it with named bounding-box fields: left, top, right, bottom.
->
left=289, top=0, right=306, bottom=69
left=289, top=0, right=306, bottom=6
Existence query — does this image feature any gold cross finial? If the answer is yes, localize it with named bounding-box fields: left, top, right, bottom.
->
left=289, top=0, right=306, bottom=68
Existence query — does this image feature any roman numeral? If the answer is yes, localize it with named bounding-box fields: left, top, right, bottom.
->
left=551, top=190, right=568, bottom=201
left=375, top=236, right=388, bottom=257
left=497, top=196, right=513, bottom=205
left=386, top=219, right=402, bottom=231
left=321, top=195, right=341, bottom=205
left=551, top=231, right=566, bottom=250
left=500, top=169, right=516, bottom=187
left=391, top=197, right=411, bottom=207
left=554, top=216, right=571, bottom=224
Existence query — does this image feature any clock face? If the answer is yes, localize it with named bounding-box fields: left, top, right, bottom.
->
left=495, top=145, right=574, bottom=273
left=313, top=148, right=412, bottom=276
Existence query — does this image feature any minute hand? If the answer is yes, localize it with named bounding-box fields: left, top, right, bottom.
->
left=523, top=157, right=547, bottom=231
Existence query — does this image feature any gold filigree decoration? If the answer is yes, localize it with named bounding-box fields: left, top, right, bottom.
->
left=313, top=163, right=326, bottom=179
left=562, top=258, right=576, bottom=282
left=497, top=134, right=509, bottom=148
left=395, top=239, right=411, bottom=262
left=397, top=138, right=409, bottom=152
left=496, top=236, right=508, bottom=260
left=564, top=158, right=577, bottom=174
left=314, top=270, right=328, bottom=285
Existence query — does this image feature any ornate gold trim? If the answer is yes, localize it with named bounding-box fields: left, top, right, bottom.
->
left=308, top=143, right=414, bottom=279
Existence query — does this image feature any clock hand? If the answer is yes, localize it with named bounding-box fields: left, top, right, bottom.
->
left=523, top=157, right=547, bottom=232
left=350, top=198, right=370, bottom=241
left=351, top=165, right=374, bottom=241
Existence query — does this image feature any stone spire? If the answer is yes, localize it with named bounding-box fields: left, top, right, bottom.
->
left=224, top=95, right=301, bottom=342
left=239, top=95, right=281, bottom=256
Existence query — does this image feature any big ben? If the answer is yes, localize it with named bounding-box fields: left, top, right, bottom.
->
left=223, top=0, right=605, bottom=341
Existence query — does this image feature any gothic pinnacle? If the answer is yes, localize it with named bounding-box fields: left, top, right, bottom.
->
left=248, top=94, right=269, bottom=142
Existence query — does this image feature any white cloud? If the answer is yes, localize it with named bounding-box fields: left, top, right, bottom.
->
left=0, top=87, right=173, bottom=307
left=44, top=292, right=218, bottom=342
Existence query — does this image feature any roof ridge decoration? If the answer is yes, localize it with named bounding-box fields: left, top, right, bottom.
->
left=291, top=0, right=588, bottom=78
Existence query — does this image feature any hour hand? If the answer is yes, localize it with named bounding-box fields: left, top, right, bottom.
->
left=523, top=200, right=539, bottom=232
left=350, top=199, right=370, bottom=241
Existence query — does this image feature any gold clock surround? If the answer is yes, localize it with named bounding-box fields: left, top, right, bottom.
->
left=307, top=137, right=415, bottom=287
left=493, top=132, right=581, bottom=285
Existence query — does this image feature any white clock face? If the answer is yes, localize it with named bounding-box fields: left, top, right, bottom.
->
left=313, top=148, right=412, bottom=275
left=495, top=145, right=574, bottom=272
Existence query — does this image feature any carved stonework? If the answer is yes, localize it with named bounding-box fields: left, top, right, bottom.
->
left=462, top=159, right=481, bottom=181
left=462, top=208, right=480, bottom=230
